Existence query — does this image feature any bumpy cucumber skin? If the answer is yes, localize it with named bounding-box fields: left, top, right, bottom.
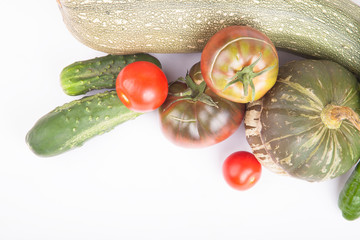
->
left=339, top=162, right=360, bottom=220
left=60, top=54, right=162, bottom=96
left=26, top=91, right=143, bottom=157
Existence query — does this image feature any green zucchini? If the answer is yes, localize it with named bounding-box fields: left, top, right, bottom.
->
left=58, top=0, right=360, bottom=76
left=339, top=161, right=360, bottom=221
left=60, top=54, right=162, bottom=96
left=26, top=91, right=143, bottom=157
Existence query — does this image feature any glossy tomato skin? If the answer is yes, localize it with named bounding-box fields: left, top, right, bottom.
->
left=201, top=25, right=279, bottom=103
left=222, top=151, right=262, bottom=191
left=116, top=61, right=168, bottom=112
left=159, top=64, right=245, bottom=148
left=160, top=85, right=245, bottom=147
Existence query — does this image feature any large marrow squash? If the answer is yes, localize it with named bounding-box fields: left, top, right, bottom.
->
left=57, top=0, right=360, bottom=76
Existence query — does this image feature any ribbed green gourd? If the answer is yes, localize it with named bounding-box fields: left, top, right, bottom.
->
left=60, top=54, right=161, bottom=95
left=245, top=60, right=360, bottom=182
left=26, top=91, right=143, bottom=157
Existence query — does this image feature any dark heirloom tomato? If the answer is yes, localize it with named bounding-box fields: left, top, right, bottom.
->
left=159, top=62, right=245, bottom=148
left=201, top=25, right=279, bottom=103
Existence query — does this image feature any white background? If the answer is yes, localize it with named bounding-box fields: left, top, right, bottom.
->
left=1, top=1, right=360, bottom=239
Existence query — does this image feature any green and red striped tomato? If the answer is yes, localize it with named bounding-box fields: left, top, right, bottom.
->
left=201, top=25, right=279, bottom=103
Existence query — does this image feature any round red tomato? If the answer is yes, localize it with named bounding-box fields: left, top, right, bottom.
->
left=222, top=151, right=262, bottom=191
left=201, top=25, right=279, bottom=103
left=116, top=61, right=168, bottom=112
left=159, top=62, right=245, bottom=148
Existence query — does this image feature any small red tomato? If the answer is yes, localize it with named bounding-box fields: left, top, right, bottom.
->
left=116, top=61, right=168, bottom=112
left=222, top=151, right=262, bottom=191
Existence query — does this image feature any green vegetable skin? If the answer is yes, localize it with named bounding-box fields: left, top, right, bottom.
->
left=245, top=60, right=360, bottom=182
left=58, top=0, right=360, bottom=77
left=339, top=162, right=360, bottom=220
left=60, top=54, right=162, bottom=96
left=26, top=91, right=142, bottom=157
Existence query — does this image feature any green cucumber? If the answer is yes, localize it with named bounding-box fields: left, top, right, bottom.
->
left=26, top=91, right=143, bottom=157
left=338, top=161, right=360, bottom=220
left=60, top=54, right=162, bottom=96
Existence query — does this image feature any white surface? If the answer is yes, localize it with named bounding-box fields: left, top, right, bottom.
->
left=1, top=1, right=360, bottom=239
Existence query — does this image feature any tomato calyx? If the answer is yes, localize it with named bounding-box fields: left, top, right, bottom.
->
left=224, top=53, right=275, bottom=101
left=165, top=74, right=218, bottom=110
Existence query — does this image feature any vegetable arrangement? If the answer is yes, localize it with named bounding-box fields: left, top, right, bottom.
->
left=27, top=54, right=161, bottom=157
left=26, top=0, right=360, bottom=220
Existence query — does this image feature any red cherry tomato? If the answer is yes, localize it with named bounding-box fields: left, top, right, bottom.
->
left=222, top=151, right=262, bottom=191
left=116, top=61, right=168, bottom=112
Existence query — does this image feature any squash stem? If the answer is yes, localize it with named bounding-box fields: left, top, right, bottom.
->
left=321, top=104, right=360, bottom=131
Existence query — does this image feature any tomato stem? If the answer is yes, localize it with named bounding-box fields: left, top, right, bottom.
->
left=163, top=74, right=219, bottom=111
left=224, top=53, right=275, bottom=102
left=181, top=74, right=198, bottom=93
left=183, top=74, right=218, bottom=107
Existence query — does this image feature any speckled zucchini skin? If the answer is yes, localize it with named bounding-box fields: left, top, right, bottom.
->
left=26, top=91, right=142, bottom=157
left=60, top=54, right=161, bottom=96
left=58, top=0, right=360, bottom=76
left=339, top=161, right=360, bottom=221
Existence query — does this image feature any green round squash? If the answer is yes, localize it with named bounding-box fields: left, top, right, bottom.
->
left=245, top=60, right=360, bottom=182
